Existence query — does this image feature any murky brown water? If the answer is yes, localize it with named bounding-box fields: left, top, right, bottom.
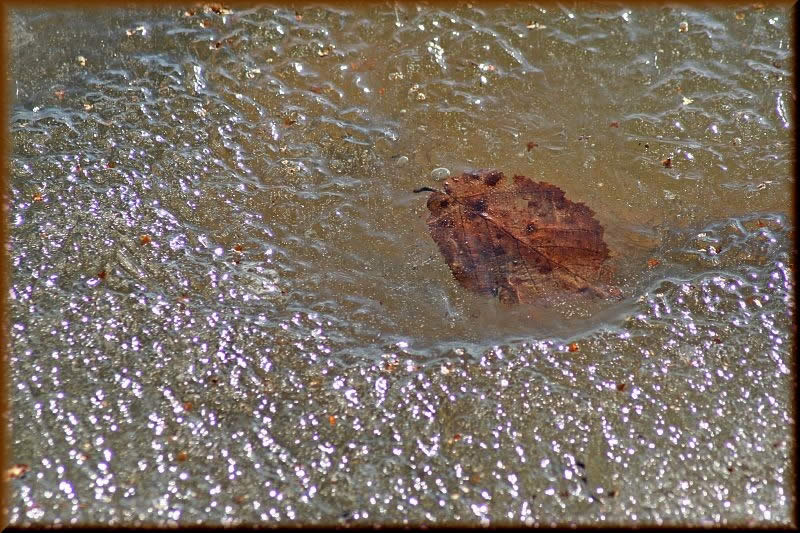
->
left=7, top=3, right=794, bottom=526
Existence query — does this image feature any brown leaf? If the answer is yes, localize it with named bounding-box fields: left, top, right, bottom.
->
left=418, top=170, right=613, bottom=304
left=662, top=158, right=672, bottom=168
left=609, top=121, right=620, bottom=128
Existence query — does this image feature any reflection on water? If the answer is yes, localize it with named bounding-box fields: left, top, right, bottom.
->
left=7, top=3, right=794, bottom=526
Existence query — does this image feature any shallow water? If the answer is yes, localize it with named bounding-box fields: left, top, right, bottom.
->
left=6, top=3, right=794, bottom=526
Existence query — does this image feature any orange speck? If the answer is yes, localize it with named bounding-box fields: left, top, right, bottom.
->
left=183, top=401, right=193, bottom=411
left=568, top=342, right=579, bottom=352
left=5, top=464, right=29, bottom=480
left=609, top=121, right=620, bottom=128
left=647, top=258, right=660, bottom=268
left=453, top=433, right=461, bottom=441
left=32, top=192, right=43, bottom=202
left=176, top=451, right=188, bottom=462
left=526, top=141, right=538, bottom=151
left=378, top=87, right=385, bottom=95
left=662, top=158, right=672, bottom=168
left=140, top=234, right=152, bottom=245
left=756, top=219, right=766, bottom=227
left=616, top=383, right=626, bottom=391
left=97, top=270, right=107, bottom=280
left=329, top=415, right=336, bottom=426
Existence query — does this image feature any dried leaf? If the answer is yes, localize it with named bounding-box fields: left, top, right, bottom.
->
left=417, top=170, right=614, bottom=304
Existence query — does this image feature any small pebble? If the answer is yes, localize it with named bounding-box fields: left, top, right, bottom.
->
left=431, top=167, right=450, bottom=180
